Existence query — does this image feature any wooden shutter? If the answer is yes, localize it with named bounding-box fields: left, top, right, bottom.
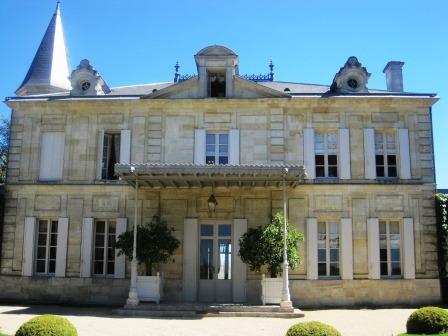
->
left=39, top=132, right=65, bottom=181
left=340, top=218, right=353, bottom=280
left=114, top=218, right=127, bottom=279
left=55, top=217, right=69, bottom=277
left=96, top=130, right=104, bottom=180
left=183, top=218, right=198, bottom=301
left=194, top=129, right=206, bottom=164
left=339, top=128, right=351, bottom=179
left=399, top=128, right=411, bottom=179
left=306, top=218, right=318, bottom=279
left=233, top=218, right=247, bottom=302
left=229, top=128, right=240, bottom=165
left=304, top=128, right=315, bottom=179
left=364, top=128, right=376, bottom=179
left=403, top=217, right=416, bottom=279
left=120, top=129, right=131, bottom=164
left=367, top=218, right=380, bottom=279
left=22, top=217, right=36, bottom=276
left=80, top=218, right=94, bottom=278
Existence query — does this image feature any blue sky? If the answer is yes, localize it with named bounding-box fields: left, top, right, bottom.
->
left=0, top=0, right=446, bottom=187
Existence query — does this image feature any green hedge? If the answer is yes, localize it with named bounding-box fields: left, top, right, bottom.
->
left=15, top=315, right=77, bottom=336
left=286, top=321, right=341, bottom=336
left=406, top=307, right=448, bottom=334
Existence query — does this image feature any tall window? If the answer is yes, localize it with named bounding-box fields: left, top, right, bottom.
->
left=93, top=220, right=116, bottom=276
left=208, top=72, right=226, bottom=97
left=102, top=133, right=120, bottom=180
left=35, top=219, right=58, bottom=275
left=315, top=131, right=338, bottom=178
left=317, top=221, right=340, bottom=277
left=206, top=133, right=228, bottom=165
left=380, top=220, right=401, bottom=277
left=375, top=131, right=397, bottom=178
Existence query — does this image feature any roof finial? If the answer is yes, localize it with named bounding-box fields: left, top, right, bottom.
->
left=56, top=1, right=61, bottom=14
left=174, top=61, right=180, bottom=83
left=269, top=60, right=274, bottom=81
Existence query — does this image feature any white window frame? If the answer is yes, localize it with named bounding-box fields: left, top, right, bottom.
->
left=206, top=132, right=229, bottom=165
left=379, top=220, right=402, bottom=278
left=93, top=219, right=117, bottom=277
left=375, top=130, right=398, bottom=178
left=34, top=219, right=58, bottom=276
left=317, top=221, right=340, bottom=278
left=101, top=132, right=121, bottom=180
left=314, top=130, right=338, bottom=178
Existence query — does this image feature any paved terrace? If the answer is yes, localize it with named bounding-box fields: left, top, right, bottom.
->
left=0, top=304, right=417, bottom=336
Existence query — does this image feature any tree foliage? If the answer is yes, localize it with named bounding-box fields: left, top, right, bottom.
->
left=0, top=118, right=10, bottom=183
left=238, top=212, right=304, bottom=277
left=115, top=215, right=180, bottom=276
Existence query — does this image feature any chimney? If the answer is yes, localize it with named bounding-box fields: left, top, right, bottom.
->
left=383, top=61, right=404, bottom=92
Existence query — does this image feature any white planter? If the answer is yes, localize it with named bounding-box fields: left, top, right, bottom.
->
left=261, top=274, right=283, bottom=305
left=137, top=272, right=163, bottom=304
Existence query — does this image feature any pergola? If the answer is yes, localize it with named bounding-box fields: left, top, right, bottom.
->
left=115, top=163, right=306, bottom=309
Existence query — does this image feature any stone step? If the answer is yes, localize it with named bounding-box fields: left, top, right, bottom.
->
left=113, top=308, right=197, bottom=318
left=124, top=303, right=294, bottom=313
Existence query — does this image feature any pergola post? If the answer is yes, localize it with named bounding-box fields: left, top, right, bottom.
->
left=126, top=179, right=139, bottom=306
left=280, top=168, right=293, bottom=309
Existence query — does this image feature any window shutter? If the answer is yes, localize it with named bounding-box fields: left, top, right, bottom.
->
left=304, top=128, right=315, bottom=179
left=96, top=130, right=104, bottom=180
left=339, top=128, right=351, bottom=179
left=364, top=128, right=376, bottom=179
left=114, top=218, right=127, bottom=279
left=55, top=217, right=69, bottom=277
left=403, top=217, right=416, bottom=279
left=183, top=218, right=198, bottom=301
left=229, top=128, right=240, bottom=165
left=398, top=128, right=411, bottom=179
left=340, top=218, right=353, bottom=280
left=306, top=218, right=318, bottom=279
left=39, top=132, right=65, bottom=181
left=120, top=129, right=131, bottom=164
left=367, top=218, right=380, bottom=279
left=233, top=218, right=247, bottom=302
left=80, top=218, right=93, bottom=278
left=22, top=217, right=36, bottom=276
left=194, top=129, right=206, bottom=164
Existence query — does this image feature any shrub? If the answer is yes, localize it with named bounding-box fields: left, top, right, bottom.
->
left=15, top=314, right=77, bottom=336
left=286, top=321, right=341, bottom=336
left=406, top=306, right=448, bottom=334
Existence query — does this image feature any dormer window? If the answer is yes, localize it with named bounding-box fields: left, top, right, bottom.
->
left=208, top=72, right=226, bottom=97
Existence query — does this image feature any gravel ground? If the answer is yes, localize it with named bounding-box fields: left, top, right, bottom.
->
left=0, top=305, right=414, bottom=336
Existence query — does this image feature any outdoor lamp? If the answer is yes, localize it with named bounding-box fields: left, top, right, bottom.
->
left=207, top=194, right=218, bottom=211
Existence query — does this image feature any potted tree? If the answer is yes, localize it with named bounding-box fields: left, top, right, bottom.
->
left=238, top=212, right=303, bottom=305
left=115, top=215, right=180, bottom=303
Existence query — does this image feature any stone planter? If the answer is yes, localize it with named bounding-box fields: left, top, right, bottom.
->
left=261, top=274, right=283, bottom=305
left=137, top=272, right=163, bottom=304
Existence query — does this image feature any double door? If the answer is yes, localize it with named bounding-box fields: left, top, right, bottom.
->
left=198, top=222, right=232, bottom=302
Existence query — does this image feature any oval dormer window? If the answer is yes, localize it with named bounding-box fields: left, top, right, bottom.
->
left=81, top=81, right=91, bottom=92
left=347, top=78, right=358, bottom=90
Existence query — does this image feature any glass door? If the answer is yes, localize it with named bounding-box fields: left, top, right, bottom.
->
left=198, top=222, right=232, bottom=302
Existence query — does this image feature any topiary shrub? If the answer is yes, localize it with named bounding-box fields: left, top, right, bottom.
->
left=406, top=307, right=448, bottom=334
left=15, top=314, right=77, bottom=336
left=286, top=321, right=341, bottom=336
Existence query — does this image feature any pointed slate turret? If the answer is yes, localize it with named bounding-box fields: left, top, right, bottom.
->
left=16, top=2, right=71, bottom=96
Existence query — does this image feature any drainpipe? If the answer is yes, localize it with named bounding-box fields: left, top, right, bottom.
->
left=126, top=178, right=139, bottom=306
left=280, top=168, right=293, bottom=309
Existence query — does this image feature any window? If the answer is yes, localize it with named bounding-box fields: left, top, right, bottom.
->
left=35, top=219, right=58, bottom=275
left=93, top=219, right=116, bottom=276
left=317, top=221, right=340, bottom=277
left=102, top=133, right=120, bottom=180
left=380, top=220, right=401, bottom=277
left=206, top=133, right=228, bottom=164
left=315, top=131, right=338, bottom=178
left=375, top=131, right=397, bottom=178
left=208, top=72, right=226, bottom=97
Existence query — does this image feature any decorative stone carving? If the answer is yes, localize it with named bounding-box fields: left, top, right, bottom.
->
left=69, top=59, right=110, bottom=96
left=330, top=56, right=371, bottom=93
